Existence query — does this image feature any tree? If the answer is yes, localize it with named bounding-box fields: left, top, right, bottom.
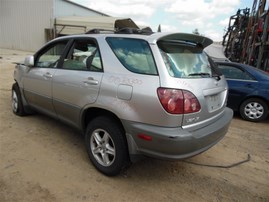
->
left=192, top=28, right=200, bottom=35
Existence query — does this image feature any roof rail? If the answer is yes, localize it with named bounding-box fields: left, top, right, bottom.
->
left=85, top=28, right=153, bottom=35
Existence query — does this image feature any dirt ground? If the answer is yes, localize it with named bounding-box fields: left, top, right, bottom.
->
left=0, top=48, right=269, bottom=202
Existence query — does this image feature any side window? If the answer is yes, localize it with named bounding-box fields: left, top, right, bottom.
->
left=218, top=65, right=254, bottom=80
left=36, top=40, right=68, bottom=68
left=63, top=39, right=102, bottom=72
left=106, top=37, right=158, bottom=75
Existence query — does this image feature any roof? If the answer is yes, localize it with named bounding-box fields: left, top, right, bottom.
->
left=51, top=31, right=214, bottom=49
left=55, top=16, right=139, bottom=35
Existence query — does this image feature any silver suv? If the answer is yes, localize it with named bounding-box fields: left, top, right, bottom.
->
left=12, top=30, right=233, bottom=176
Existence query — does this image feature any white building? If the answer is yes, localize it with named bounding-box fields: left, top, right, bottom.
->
left=0, top=0, right=108, bottom=51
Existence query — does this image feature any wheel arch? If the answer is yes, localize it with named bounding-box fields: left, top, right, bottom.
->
left=81, top=107, right=125, bottom=135
left=12, top=81, right=33, bottom=114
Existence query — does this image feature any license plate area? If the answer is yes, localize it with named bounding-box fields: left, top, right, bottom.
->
left=206, top=93, right=222, bottom=112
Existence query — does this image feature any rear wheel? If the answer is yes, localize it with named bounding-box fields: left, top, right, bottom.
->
left=85, top=116, right=129, bottom=176
left=11, top=83, right=26, bottom=116
left=239, top=98, right=268, bottom=122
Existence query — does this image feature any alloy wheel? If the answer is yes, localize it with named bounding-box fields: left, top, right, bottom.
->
left=12, top=90, right=18, bottom=113
left=90, top=129, right=116, bottom=167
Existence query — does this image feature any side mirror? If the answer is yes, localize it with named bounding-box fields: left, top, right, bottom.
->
left=24, top=55, right=34, bottom=67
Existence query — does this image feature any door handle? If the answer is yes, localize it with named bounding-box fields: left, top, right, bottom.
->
left=83, top=77, right=98, bottom=85
left=43, top=72, right=53, bottom=79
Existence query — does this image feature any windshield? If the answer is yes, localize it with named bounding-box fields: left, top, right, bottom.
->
left=158, top=41, right=215, bottom=78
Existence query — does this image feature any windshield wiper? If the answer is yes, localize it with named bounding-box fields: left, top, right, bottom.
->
left=188, top=73, right=210, bottom=77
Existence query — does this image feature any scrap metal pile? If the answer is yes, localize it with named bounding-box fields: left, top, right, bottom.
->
left=222, top=0, right=269, bottom=71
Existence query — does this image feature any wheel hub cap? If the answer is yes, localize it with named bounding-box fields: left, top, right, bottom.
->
left=244, top=102, right=264, bottom=120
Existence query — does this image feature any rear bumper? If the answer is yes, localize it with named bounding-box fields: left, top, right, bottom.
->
left=123, top=107, right=233, bottom=160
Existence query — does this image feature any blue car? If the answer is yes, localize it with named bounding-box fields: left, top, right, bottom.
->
left=216, top=62, right=269, bottom=122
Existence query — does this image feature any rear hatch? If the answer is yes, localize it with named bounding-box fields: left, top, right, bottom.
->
left=154, top=33, right=228, bottom=127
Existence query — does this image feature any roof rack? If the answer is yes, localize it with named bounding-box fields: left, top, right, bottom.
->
left=85, top=27, right=153, bottom=35
left=116, top=27, right=153, bottom=35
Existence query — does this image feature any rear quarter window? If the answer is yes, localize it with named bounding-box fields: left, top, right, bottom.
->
left=106, top=37, right=158, bottom=75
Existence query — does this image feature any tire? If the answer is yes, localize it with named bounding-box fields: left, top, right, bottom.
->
left=85, top=116, right=129, bottom=176
left=11, top=83, right=26, bottom=116
left=239, top=98, right=268, bottom=122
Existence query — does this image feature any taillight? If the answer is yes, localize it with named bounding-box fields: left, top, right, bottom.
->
left=157, top=88, right=201, bottom=114
left=183, top=91, right=201, bottom=113
left=157, top=88, right=184, bottom=114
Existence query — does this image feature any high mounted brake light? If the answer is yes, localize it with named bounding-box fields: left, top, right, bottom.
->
left=157, top=88, right=201, bottom=114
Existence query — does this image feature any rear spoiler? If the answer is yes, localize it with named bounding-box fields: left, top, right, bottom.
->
left=157, top=33, right=213, bottom=48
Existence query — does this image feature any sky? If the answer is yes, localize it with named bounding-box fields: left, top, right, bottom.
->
left=71, top=0, right=266, bottom=41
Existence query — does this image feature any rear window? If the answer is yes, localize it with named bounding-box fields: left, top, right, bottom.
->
left=158, top=41, right=215, bottom=78
left=106, top=37, right=158, bottom=75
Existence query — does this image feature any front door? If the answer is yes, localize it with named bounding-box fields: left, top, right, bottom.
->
left=23, top=40, right=70, bottom=117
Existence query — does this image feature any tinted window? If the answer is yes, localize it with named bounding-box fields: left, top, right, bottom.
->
left=36, top=40, right=68, bottom=68
left=218, top=65, right=254, bottom=80
left=158, top=41, right=213, bottom=78
left=106, top=37, right=157, bottom=75
left=63, top=39, right=102, bottom=72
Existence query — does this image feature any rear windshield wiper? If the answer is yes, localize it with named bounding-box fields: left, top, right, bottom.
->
left=188, top=73, right=210, bottom=77
left=188, top=72, right=221, bottom=81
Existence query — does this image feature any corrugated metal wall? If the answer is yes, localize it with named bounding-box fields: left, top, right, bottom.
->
left=0, top=0, right=53, bottom=51
left=54, top=0, right=107, bottom=17
left=0, top=0, right=107, bottom=51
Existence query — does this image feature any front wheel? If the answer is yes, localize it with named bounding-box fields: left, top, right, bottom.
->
left=239, top=98, right=268, bottom=122
left=85, top=116, right=129, bottom=176
left=11, top=83, right=26, bottom=116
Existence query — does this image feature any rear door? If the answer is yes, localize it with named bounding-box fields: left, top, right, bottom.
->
left=52, top=38, right=103, bottom=127
left=23, top=39, right=70, bottom=117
